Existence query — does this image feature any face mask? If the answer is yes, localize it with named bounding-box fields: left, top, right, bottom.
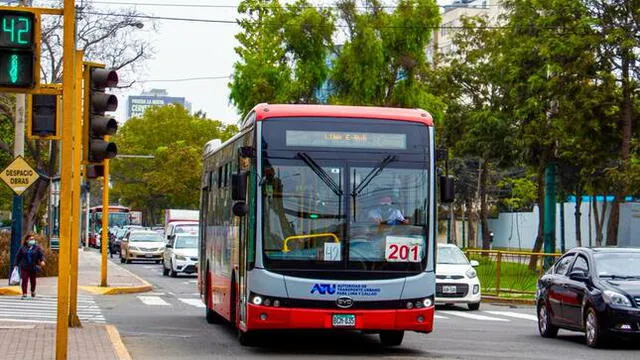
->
left=27, top=240, right=36, bottom=246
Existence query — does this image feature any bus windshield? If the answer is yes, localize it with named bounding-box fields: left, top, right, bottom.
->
left=261, top=118, right=429, bottom=273
left=93, top=211, right=130, bottom=231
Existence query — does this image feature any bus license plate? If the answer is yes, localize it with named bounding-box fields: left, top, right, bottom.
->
left=443, top=285, right=457, bottom=294
left=332, top=314, right=355, bottom=327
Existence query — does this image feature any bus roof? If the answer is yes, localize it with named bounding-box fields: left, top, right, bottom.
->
left=251, top=104, right=433, bottom=126
left=89, top=205, right=130, bottom=212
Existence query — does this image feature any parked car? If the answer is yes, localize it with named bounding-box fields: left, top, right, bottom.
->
left=435, top=243, right=481, bottom=310
left=536, top=247, right=640, bottom=348
left=163, top=233, right=198, bottom=277
left=119, top=230, right=165, bottom=264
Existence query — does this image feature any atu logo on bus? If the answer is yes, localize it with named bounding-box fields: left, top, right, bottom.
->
left=310, top=283, right=336, bottom=295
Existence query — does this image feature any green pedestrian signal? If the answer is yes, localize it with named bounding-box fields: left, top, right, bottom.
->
left=0, top=10, right=35, bottom=89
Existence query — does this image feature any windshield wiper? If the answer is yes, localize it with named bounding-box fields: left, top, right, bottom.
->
left=351, top=154, right=397, bottom=197
left=297, top=152, right=343, bottom=197
left=599, top=274, right=640, bottom=280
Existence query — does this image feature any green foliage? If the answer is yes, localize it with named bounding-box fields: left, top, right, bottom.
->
left=498, top=177, right=538, bottom=212
left=110, top=105, right=237, bottom=220
left=230, top=0, right=335, bottom=117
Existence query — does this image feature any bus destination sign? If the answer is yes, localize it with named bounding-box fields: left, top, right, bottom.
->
left=286, top=130, right=407, bottom=150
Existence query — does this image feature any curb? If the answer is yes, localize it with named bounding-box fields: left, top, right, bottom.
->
left=79, top=252, right=154, bottom=295
left=105, top=324, right=133, bottom=360
left=482, top=296, right=535, bottom=305
left=0, top=286, right=22, bottom=296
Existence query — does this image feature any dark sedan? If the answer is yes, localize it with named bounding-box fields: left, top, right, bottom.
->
left=536, top=247, right=640, bottom=348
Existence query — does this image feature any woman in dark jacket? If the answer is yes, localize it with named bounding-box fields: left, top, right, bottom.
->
left=14, top=233, right=45, bottom=299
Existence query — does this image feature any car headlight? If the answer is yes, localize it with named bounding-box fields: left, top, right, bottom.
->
left=603, top=290, right=632, bottom=307
left=466, top=268, right=477, bottom=279
left=130, top=246, right=140, bottom=252
left=175, top=255, right=187, bottom=261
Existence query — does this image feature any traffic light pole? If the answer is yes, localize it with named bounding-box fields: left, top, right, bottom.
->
left=56, top=1, right=76, bottom=359
left=101, top=141, right=110, bottom=287
left=68, top=50, right=84, bottom=328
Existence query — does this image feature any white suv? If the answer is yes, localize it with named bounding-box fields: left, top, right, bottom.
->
left=436, top=243, right=482, bottom=310
left=163, top=233, right=198, bottom=277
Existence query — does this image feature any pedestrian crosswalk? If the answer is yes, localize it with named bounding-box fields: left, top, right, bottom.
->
left=0, top=295, right=105, bottom=324
left=134, top=295, right=536, bottom=324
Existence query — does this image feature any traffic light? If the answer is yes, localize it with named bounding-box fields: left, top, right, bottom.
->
left=27, top=94, right=60, bottom=139
left=0, top=10, right=36, bottom=89
left=85, top=65, right=118, bottom=176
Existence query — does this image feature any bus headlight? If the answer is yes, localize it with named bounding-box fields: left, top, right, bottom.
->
left=423, top=298, right=433, bottom=307
left=252, top=296, right=263, bottom=305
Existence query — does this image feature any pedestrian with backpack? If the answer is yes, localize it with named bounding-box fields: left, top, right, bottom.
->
left=14, top=233, right=45, bottom=299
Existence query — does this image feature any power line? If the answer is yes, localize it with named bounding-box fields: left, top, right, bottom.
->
left=137, top=76, right=231, bottom=82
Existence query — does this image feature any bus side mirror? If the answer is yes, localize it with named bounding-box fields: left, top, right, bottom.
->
left=440, top=175, right=455, bottom=203
left=232, top=171, right=248, bottom=201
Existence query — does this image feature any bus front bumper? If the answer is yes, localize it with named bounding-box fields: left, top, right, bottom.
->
left=245, top=304, right=434, bottom=333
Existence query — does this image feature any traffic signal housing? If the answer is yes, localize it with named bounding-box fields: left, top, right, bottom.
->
left=84, top=65, right=118, bottom=177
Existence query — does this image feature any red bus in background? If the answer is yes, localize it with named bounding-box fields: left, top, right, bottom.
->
left=199, top=104, right=449, bottom=346
left=85, top=205, right=131, bottom=247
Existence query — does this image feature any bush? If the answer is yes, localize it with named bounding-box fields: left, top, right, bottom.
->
left=0, top=233, right=59, bottom=278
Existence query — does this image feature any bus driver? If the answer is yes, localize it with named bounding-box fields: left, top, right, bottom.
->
left=368, top=195, right=409, bottom=225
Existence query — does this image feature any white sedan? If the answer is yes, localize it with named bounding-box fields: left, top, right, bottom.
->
left=436, top=243, right=481, bottom=310
left=163, top=233, right=198, bottom=277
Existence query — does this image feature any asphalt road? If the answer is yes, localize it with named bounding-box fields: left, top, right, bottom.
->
left=95, top=259, right=640, bottom=360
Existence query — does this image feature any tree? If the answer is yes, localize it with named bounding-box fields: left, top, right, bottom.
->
left=0, top=1, right=153, bottom=234
left=110, top=105, right=237, bottom=224
left=330, top=0, right=444, bottom=116
left=230, top=0, right=335, bottom=117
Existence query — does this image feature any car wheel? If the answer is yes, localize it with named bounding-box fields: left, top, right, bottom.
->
left=120, top=252, right=125, bottom=264
left=585, top=307, right=607, bottom=348
left=170, top=261, right=178, bottom=278
left=162, top=264, right=169, bottom=276
left=538, top=302, right=559, bottom=338
left=468, top=302, right=480, bottom=311
left=379, top=331, right=404, bottom=346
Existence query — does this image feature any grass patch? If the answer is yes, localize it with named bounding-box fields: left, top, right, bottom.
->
left=467, top=253, right=542, bottom=295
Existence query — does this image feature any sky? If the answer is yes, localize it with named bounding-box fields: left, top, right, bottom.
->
left=24, top=0, right=454, bottom=125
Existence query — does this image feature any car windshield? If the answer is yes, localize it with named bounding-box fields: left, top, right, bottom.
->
left=595, top=252, right=640, bottom=278
left=175, top=236, right=198, bottom=249
left=130, top=233, right=163, bottom=242
left=175, top=225, right=198, bottom=234
left=437, top=246, right=469, bottom=265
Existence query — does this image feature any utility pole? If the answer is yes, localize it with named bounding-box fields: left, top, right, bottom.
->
left=56, top=0, right=77, bottom=358
left=543, top=164, right=556, bottom=267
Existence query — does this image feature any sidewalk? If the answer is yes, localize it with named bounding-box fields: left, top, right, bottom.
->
left=0, top=323, right=130, bottom=360
left=0, top=249, right=152, bottom=359
left=1, top=249, right=152, bottom=296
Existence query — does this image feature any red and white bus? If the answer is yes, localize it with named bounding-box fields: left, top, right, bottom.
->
left=199, top=104, right=452, bottom=346
left=86, top=205, right=131, bottom=247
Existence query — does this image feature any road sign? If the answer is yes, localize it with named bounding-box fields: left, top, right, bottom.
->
left=0, top=155, right=40, bottom=195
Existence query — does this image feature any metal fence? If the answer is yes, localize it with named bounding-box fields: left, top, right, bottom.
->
left=464, top=249, right=562, bottom=298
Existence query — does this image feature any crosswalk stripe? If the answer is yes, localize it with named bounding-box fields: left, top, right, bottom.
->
left=138, top=296, right=170, bottom=306
left=0, top=295, right=106, bottom=324
left=179, top=298, right=205, bottom=308
left=484, top=311, right=538, bottom=321
left=438, top=310, right=510, bottom=322
left=434, top=314, right=449, bottom=319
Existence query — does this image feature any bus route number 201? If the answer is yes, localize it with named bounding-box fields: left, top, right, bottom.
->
left=385, top=237, right=422, bottom=263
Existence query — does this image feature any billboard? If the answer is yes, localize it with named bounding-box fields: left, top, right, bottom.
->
left=127, top=95, right=188, bottom=119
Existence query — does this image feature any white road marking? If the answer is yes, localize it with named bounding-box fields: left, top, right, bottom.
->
left=484, top=311, right=538, bottom=321
left=434, top=314, right=449, bottom=319
left=179, top=298, right=205, bottom=308
left=138, top=296, right=170, bottom=306
left=0, top=295, right=106, bottom=324
left=438, top=310, right=510, bottom=322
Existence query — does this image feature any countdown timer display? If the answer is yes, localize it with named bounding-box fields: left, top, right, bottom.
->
left=0, top=10, right=35, bottom=88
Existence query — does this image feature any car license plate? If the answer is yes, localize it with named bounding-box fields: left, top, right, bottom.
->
left=145, top=254, right=153, bottom=258
left=443, top=285, right=457, bottom=294
left=332, top=314, right=355, bottom=327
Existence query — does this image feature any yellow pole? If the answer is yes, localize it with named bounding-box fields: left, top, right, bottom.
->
left=69, top=50, right=84, bottom=328
left=57, top=1, right=76, bottom=359
left=101, top=148, right=110, bottom=287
